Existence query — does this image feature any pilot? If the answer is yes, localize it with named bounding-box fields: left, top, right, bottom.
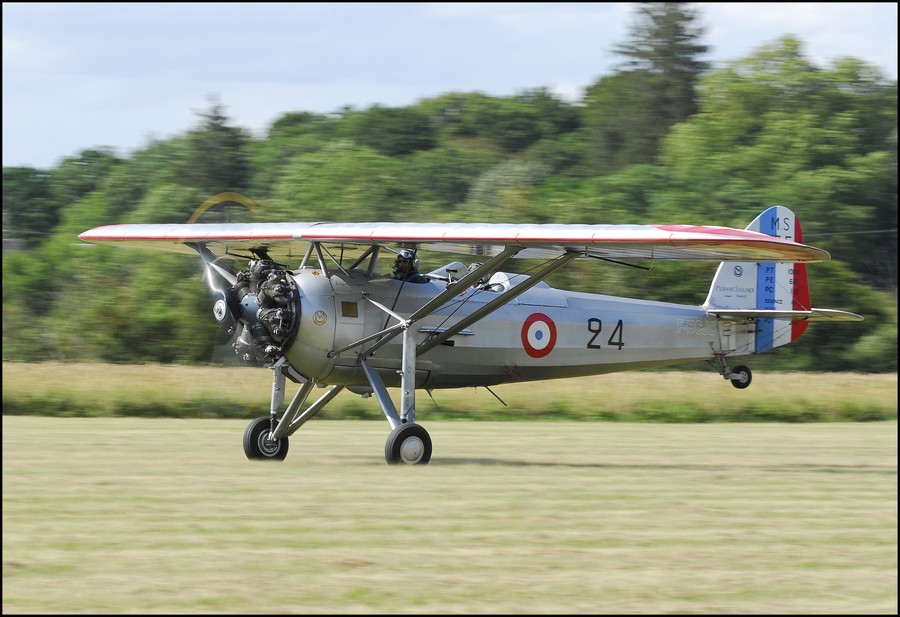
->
left=467, top=261, right=490, bottom=289
left=392, top=249, right=429, bottom=283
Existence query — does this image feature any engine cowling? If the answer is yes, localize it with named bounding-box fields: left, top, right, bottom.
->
left=224, top=259, right=301, bottom=367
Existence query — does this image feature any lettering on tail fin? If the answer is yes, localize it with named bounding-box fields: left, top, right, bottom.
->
left=705, top=205, right=811, bottom=352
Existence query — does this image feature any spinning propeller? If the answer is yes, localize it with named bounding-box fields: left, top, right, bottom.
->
left=203, top=255, right=242, bottom=346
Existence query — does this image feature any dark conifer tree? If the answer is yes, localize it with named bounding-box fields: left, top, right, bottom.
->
left=613, top=2, right=710, bottom=123
left=585, top=2, right=710, bottom=172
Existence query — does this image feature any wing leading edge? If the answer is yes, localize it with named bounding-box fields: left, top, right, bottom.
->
left=78, top=221, right=831, bottom=263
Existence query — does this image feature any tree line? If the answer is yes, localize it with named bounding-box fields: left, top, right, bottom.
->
left=3, top=3, right=896, bottom=371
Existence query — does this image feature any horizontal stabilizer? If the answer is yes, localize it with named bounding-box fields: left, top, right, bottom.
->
left=707, top=308, right=863, bottom=322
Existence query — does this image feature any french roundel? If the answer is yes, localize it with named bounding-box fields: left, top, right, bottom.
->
left=521, top=312, right=557, bottom=358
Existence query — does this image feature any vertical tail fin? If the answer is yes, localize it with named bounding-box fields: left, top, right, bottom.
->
left=704, top=205, right=811, bottom=351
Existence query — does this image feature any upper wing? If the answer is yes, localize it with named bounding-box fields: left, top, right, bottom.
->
left=78, top=222, right=317, bottom=260
left=77, top=221, right=831, bottom=263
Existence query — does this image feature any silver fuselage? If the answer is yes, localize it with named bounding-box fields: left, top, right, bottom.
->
left=284, top=266, right=749, bottom=389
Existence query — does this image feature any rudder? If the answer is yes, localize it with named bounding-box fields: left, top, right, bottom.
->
left=704, top=205, right=811, bottom=352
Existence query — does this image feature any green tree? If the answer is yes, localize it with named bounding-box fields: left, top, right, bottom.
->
left=582, top=71, right=661, bottom=173
left=267, top=141, right=408, bottom=221
left=662, top=36, right=897, bottom=289
left=613, top=2, right=709, bottom=122
left=398, top=145, right=500, bottom=217
left=417, top=92, right=500, bottom=141
left=523, top=130, right=589, bottom=177
left=3, top=167, right=54, bottom=248
left=50, top=148, right=121, bottom=205
left=515, top=87, right=582, bottom=138
left=249, top=111, right=338, bottom=198
left=97, top=139, right=194, bottom=220
left=3, top=149, right=121, bottom=248
left=462, top=160, right=551, bottom=222
left=347, top=105, right=437, bottom=156
left=178, top=97, right=252, bottom=195
left=418, top=90, right=579, bottom=154
left=583, top=2, right=709, bottom=172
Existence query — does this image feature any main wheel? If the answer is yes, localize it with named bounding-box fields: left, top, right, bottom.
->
left=729, top=365, right=752, bottom=389
left=385, top=423, right=432, bottom=465
left=243, top=416, right=289, bottom=460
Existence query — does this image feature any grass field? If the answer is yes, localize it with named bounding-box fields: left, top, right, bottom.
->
left=3, top=417, right=897, bottom=614
left=2, top=362, right=897, bottom=422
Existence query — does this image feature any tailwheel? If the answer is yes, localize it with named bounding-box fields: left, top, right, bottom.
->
left=729, top=365, right=752, bottom=389
left=243, top=416, right=289, bottom=460
left=385, top=423, right=432, bottom=465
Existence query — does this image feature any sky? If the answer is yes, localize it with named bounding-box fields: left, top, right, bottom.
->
left=3, top=2, right=897, bottom=170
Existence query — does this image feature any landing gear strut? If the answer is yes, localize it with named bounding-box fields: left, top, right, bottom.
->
left=361, top=327, right=433, bottom=465
left=728, top=365, right=752, bottom=389
left=713, top=353, right=753, bottom=389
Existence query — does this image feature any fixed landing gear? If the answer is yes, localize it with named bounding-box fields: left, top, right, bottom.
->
left=728, top=365, right=752, bottom=389
left=243, top=357, right=435, bottom=463
left=385, top=423, right=432, bottom=465
left=243, top=416, right=289, bottom=460
left=361, top=326, right=433, bottom=465
left=243, top=413, right=432, bottom=464
left=713, top=352, right=753, bottom=390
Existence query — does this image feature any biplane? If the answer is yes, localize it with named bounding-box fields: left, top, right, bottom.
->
left=78, top=205, right=862, bottom=464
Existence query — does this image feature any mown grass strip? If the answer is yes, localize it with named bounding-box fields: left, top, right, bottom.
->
left=3, top=417, right=897, bottom=614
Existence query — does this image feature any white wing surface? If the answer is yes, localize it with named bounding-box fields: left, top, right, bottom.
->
left=78, top=221, right=831, bottom=263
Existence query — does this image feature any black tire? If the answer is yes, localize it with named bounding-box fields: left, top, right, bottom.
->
left=384, top=423, right=432, bottom=465
left=730, top=365, right=752, bottom=389
left=243, top=416, right=289, bottom=460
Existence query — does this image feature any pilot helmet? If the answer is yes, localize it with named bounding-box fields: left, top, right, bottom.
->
left=395, top=249, right=419, bottom=271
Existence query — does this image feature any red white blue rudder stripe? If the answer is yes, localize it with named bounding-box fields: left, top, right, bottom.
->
left=748, top=206, right=810, bottom=351
left=704, top=205, right=812, bottom=353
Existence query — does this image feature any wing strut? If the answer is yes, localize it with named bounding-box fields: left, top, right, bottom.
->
left=355, top=251, right=580, bottom=429
left=418, top=251, right=580, bottom=354
left=316, top=242, right=352, bottom=278
left=327, top=246, right=522, bottom=358
left=347, top=244, right=381, bottom=276
left=347, top=246, right=532, bottom=429
left=407, top=246, right=523, bottom=323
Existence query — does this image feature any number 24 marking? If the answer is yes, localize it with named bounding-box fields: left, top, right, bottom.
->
left=587, top=318, right=625, bottom=350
